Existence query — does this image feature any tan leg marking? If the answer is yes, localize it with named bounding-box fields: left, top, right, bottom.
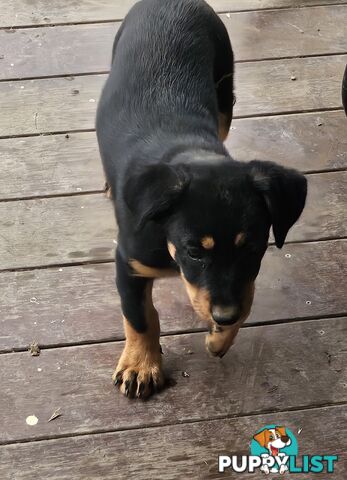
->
left=113, top=282, right=164, bottom=398
left=129, top=259, right=178, bottom=278
left=218, top=113, right=231, bottom=143
left=205, top=282, right=255, bottom=357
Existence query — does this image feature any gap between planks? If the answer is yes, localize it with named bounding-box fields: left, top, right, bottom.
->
left=0, top=189, right=106, bottom=203
left=233, top=107, right=345, bottom=120
left=0, top=167, right=346, bottom=204
left=0, top=236, right=346, bottom=274
left=1, top=312, right=346, bottom=356
left=2, top=312, right=345, bottom=444
left=1, top=52, right=347, bottom=84
left=0, top=401, right=345, bottom=447
left=0, top=108, right=344, bottom=141
left=2, top=2, right=347, bottom=30
left=0, top=170, right=346, bottom=207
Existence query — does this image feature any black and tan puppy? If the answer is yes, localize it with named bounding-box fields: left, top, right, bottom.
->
left=96, top=0, right=307, bottom=399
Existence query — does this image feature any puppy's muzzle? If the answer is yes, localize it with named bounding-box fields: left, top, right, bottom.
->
left=211, top=305, right=240, bottom=326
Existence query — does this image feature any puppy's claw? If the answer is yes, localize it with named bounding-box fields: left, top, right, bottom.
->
left=112, top=362, right=164, bottom=400
left=137, top=382, right=146, bottom=398
left=113, top=370, right=123, bottom=387
left=127, top=372, right=138, bottom=398
left=124, top=380, right=131, bottom=397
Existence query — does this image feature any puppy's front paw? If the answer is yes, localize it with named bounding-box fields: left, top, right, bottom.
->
left=205, top=323, right=240, bottom=358
left=112, top=347, right=164, bottom=399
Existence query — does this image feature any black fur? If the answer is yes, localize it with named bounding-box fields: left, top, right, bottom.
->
left=96, top=0, right=307, bottom=333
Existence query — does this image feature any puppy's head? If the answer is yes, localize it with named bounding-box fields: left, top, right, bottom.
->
left=124, top=154, right=307, bottom=350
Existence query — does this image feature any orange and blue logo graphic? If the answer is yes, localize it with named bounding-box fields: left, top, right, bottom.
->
left=218, top=424, right=338, bottom=474
left=251, top=425, right=298, bottom=474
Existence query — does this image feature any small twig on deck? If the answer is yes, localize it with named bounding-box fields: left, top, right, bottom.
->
left=287, top=22, right=304, bottom=34
left=48, top=407, right=62, bottom=422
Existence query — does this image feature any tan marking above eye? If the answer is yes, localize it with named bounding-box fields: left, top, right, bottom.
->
left=235, top=232, right=246, bottom=247
left=201, top=236, right=215, bottom=249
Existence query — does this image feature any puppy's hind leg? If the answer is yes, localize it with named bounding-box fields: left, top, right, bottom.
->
left=216, top=72, right=235, bottom=143
left=212, top=15, right=235, bottom=142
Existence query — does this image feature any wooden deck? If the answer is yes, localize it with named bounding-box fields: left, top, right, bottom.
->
left=1, top=1, right=346, bottom=478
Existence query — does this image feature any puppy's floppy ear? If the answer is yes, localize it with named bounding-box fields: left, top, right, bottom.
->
left=250, top=160, right=307, bottom=248
left=253, top=430, right=267, bottom=447
left=123, top=163, right=190, bottom=229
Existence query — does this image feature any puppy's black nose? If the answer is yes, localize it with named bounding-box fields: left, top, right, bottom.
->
left=212, top=306, right=240, bottom=325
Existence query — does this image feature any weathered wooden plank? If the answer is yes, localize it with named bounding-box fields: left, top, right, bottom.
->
left=0, top=75, right=102, bottom=137
left=227, top=111, right=347, bottom=172
left=1, top=406, right=345, bottom=479
left=3, top=0, right=347, bottom=27
left=289, top=171, right=347, bottom=241
left=234, top=55, right=346, bottom=117
left=1, top=111, right=345, bottom=201
left=0, top=194, right=116, bottom=270
left=0, top=240, right=345, bottom=352
left=211, top=0, right=347, bottom=10
left=2, top=6, right=347, bottom=80
left=1, top=55, right=345, bottom=137
left=0, top=132, right=105, bottom=199
left=0, top=318, right=345, bottom=443
left=0, top=23, right=117, bottom=80
left=0, top=263, right=196, bottom=352
left=0, top=172, right=345, bottom=270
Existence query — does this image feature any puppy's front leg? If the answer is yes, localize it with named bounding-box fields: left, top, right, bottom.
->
left=113, top=250, right=164, bottom=399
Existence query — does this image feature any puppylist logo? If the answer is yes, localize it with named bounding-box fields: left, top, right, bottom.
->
left=218, top=424, right=338, bottom=474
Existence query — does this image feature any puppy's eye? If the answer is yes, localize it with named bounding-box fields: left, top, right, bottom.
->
left=187, top=247, right=202, bottom=261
